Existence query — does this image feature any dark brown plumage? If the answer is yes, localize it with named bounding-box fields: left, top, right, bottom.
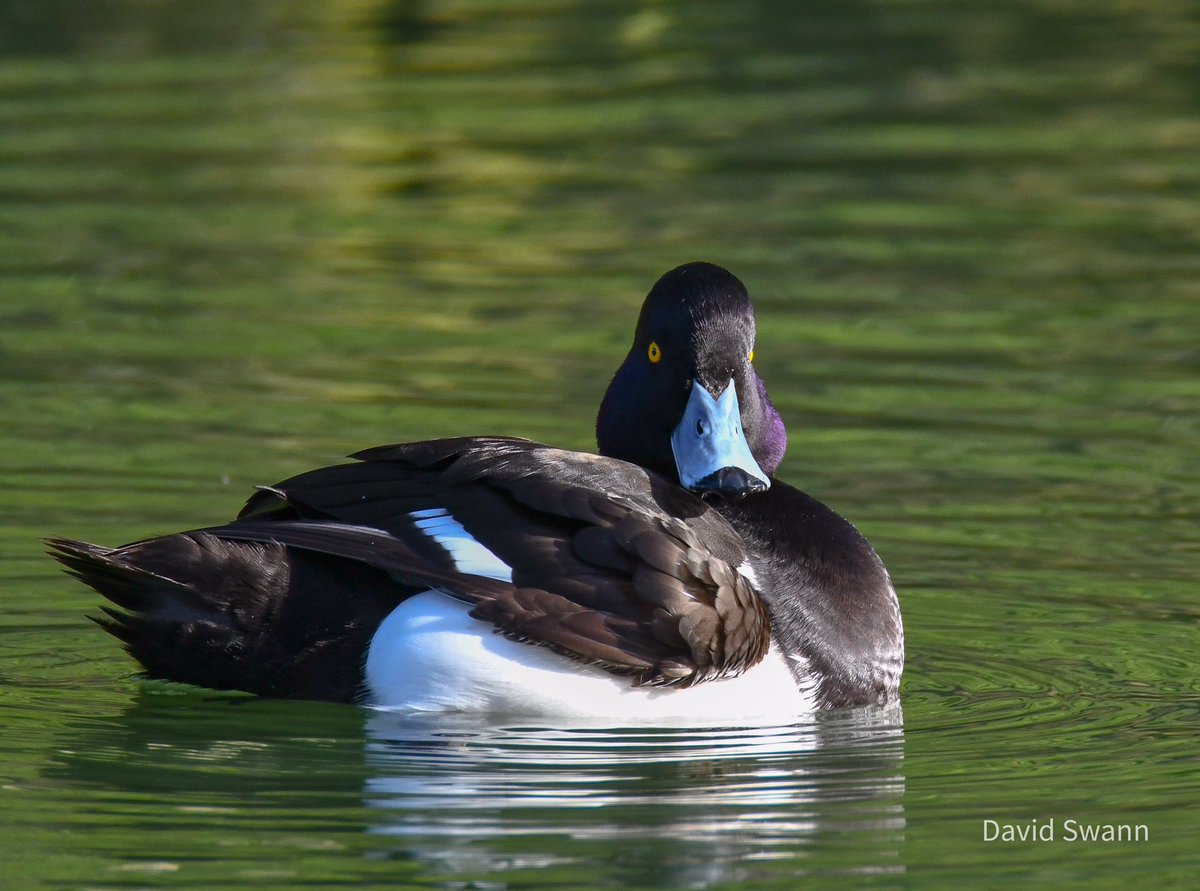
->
left=49, top=437, right=771, bottom=697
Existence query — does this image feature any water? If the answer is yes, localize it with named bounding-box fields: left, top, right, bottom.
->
left=1, top=1, right=1197, bottom=887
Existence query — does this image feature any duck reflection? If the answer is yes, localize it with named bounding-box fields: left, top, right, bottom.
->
left=45, top=695, right=903, bottom=887
left=361, top=706, right=905, bottom=886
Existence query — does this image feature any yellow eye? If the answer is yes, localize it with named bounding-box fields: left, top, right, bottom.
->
left=648, top=341, right=662, bottom=364
left=749, top=349, right=755, bottom=363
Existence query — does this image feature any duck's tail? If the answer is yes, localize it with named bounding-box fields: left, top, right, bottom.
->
left=46, top=534, right=393, bottom=702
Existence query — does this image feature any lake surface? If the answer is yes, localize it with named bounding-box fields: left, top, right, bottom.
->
left=1, top=1, right=1197, bottom=887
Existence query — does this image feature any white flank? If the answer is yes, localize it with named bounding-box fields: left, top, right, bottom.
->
left=365, top=590, right=817, bottom=720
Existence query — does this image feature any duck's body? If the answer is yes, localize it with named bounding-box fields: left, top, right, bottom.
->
left=50, top=263, right=902, bottom=718
left=367, top=593, right=813, bottom=719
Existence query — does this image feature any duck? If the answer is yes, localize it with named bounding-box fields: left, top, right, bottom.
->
left=48, top=262, right=902, bottom=719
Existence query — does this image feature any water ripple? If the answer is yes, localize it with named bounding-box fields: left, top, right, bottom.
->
left=360, top=710, right=906, bottom=884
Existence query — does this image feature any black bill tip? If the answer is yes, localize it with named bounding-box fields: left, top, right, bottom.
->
left=691, top=466, right=769, bottom=500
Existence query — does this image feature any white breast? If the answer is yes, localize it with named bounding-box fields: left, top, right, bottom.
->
left=364, top=590, right=816, bottom=721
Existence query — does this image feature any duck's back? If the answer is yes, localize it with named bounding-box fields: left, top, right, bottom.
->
left=51, top=437, right=791, bottom=710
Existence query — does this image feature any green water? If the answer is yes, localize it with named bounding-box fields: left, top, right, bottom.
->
left=2, top=1, right=1197, bottom=887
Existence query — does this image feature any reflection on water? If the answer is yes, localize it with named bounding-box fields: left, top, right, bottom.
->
left=362, top=708, right=905, bottom=886
left=42, top=697, right=905, bottom=888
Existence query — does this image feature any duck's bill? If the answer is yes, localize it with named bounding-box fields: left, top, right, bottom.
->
left=671, top=379, right=770, bottom=498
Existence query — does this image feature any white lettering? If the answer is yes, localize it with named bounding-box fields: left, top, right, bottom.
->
left=1062, top=819, right=1149, bottom=842
left=982, top=818, right=1054, bottom=841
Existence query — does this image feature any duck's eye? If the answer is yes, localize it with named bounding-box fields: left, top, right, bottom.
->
left=648, top=341, right=662, bottom=364
left=749, top=349, right=755, bottom=363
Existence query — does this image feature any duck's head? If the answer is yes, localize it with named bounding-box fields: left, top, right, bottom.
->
left=597, top=262, right=787, bottom=499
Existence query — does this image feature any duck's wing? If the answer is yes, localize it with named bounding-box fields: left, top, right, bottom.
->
left=225, top=436, right=770, bottom=687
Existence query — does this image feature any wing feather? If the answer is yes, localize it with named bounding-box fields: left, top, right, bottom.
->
left=210, top=437, right=770, bottom=687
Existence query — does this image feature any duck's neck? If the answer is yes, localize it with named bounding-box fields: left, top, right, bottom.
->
left=715, top=481, right=903, bottom=707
